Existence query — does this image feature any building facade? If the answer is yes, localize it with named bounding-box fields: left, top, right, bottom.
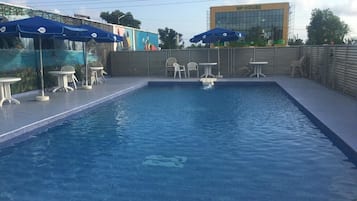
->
left=210, top=2, right=289, bottom=46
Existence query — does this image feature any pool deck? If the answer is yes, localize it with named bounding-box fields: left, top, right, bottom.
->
left=0, top=76, right=356, bottom=162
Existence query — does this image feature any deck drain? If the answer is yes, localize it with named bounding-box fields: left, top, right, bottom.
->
left=142, top=155, right=187, bottom=168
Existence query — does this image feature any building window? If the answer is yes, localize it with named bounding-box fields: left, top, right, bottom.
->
left=215, top=8, right=285, bottom=42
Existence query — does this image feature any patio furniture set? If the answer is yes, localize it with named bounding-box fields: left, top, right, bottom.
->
left=0, top=65, right=107, bottom=107
left=49, top=65, right=106, bottom=93
left=166, top=57, right=219, bottom=79
left=166, top=57, right=269, bottom=79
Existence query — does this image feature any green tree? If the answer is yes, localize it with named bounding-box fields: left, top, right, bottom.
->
left=288, top=35, right=304, bottom=45
left=245, top=26, right=266, bottom=46
left=100, top=10, right=141, bottom=29
left=158, top=27, right=184, bottom=49
left=306, top=9, right=349, bottom=45
left=187, top=43, right=208, bottom=48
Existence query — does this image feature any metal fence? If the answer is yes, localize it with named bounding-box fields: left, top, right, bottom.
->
left=109, top=45, right=357, bottom=98
left=302, top=46, right=357, bottom=98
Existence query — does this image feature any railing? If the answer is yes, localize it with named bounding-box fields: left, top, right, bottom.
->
left=109, top=45, right=357, bottom=98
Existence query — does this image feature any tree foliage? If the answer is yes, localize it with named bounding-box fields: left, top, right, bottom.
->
left=158, top=27, right=184, bottom=49
left=187, top=43, right=209, bottom=48
left=100, top=10, right=141, bottom=29
left=306, top=9, right=349, bottom=45
left=245, top=26, right=266, bottom=46
left=288, top=35, right=304, bottom=45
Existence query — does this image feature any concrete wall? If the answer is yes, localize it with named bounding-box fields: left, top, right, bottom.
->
left=110, top=45, right=357, bottom=98
left=110, top=46, right=301, bottom=77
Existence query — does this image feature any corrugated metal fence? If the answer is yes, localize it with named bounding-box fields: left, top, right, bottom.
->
left=110, top=45, right=357, bottom=98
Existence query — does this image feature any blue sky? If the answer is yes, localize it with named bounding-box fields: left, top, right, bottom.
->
left=4, top=0, right=357, bottom=45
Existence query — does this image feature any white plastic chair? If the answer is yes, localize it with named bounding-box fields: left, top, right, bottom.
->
left=99, top=69, right=108, bottom=81
left=165, top=57, right=177, bottom=77
left=61, top=65, right=78, bottom=89
left=290, top=56, right=305, bottom=77
left=186, top=62, right=199, bottom=78
left=173, top=62, right=186, bottom=79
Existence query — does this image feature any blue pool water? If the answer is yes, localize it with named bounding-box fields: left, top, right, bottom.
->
left=0, top=84, right=356, bottom=201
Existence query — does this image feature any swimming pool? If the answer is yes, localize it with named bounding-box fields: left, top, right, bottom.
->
left=0, top=84, right=356, bottom=201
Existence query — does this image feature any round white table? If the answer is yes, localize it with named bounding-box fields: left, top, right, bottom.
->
left=249, top=61, right=268, bottom=78
left=0, top=77, right=21, bottom=107
left=199, top=62, right=217, bottom=78
left=48, top=71, right=75, bottom=92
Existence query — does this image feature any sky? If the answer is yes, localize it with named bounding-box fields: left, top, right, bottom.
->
left=3, top=0, right=357, bottom=45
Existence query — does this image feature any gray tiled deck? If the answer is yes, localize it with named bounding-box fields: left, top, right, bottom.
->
left=0, top=76, right=356, bottom=161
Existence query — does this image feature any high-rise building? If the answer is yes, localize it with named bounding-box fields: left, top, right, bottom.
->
left=210, top=2, right=290, bottom=46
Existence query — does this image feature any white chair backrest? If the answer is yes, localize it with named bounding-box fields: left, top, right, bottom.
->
left=166, top=57, right=177, bottom=67
left=299, top=56, right=305, bottom=64
left=187, top=62, right=198, bottom=71
left=61, top=65, right=75, bottom=72
left=173, top=62, right=180, bottom=70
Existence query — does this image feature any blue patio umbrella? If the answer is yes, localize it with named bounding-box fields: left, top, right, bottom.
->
left=56, top=24, right=122, bottom=88
left=0, top=16, right=86, bottom=101
left=190, top=28, right=243, bottom=77
left=190, top=27, right=243, bottom=43
left=63, top=24, right=122, bottom=43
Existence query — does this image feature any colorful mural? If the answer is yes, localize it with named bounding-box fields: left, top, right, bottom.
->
left=135, top=31, right=159, bottom=51
left=113, top=25, right=159, bottom=51
left=114, top=25, right=134, bottom=51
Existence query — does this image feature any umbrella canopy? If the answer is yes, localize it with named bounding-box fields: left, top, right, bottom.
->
left=0, top=16, right=85, bottom=38
left=0, top=16, right=87, bottom=101
left=190, top=28, right=243, bottom=78
left=57, top=24, right=122, bottom=42
left=79, top=24, right=122, bottom=42
left=55, top=24, right=122, bottom=88
left=189, top=27, right=243, bottom=44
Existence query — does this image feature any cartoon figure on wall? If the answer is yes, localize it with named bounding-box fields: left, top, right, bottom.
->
left=143, top=36, right=158, bottom=51
left=136, top=31, right=159, bottom=51
left=116, top=26, right=133, bottom=51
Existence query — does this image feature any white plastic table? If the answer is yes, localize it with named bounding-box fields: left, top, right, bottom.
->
left=249, top=61, right=268, bottom=78
left=89, top=66, right=104, bottom=84
left=199, top=62, right=217, bottom=78
left=48, top=71, right=75, bottom=92
left=0, top=77, right=21, bottom=107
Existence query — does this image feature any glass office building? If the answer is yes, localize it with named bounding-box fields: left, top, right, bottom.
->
left=210, top=2, right=289, bottom=45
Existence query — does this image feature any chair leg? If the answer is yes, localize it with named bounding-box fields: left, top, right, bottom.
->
left=291, top=66, right=295, bottom=77
left=73, top=75, right=78, bottom=89
left=298, top=66, right=303, bottom=77
left=187, top=70, right=190, bottom=78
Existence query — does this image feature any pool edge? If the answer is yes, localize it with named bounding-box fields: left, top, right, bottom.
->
left=0, top=82, right=147, bottom=146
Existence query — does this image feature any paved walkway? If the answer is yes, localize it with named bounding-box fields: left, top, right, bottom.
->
left=0, top=76, right=356, bottom=161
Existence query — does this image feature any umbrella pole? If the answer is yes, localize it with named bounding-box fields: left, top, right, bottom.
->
left=217, top=47, right=221, bottom=78
left=36, top=38, right=50, bottom=101
left=82, top=42, right=92, bottom=90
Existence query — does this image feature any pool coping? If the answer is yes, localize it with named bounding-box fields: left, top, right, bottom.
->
left=0, top=77, right=356, bottom=164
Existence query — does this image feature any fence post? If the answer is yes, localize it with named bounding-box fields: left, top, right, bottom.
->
left=146, top=50, right=150, bottom=77
left=329, top=46, right=336, bottom=89
left=343, top=45, right=349, bottom=94
left=273, top=46, right=277, bottom=74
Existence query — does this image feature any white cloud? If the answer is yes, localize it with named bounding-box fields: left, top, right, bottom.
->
left=8, top=0, right=27, bottom=6
left=51, top=9, right=61, bottom=14
left=331, top=0, right=357, bottom=16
